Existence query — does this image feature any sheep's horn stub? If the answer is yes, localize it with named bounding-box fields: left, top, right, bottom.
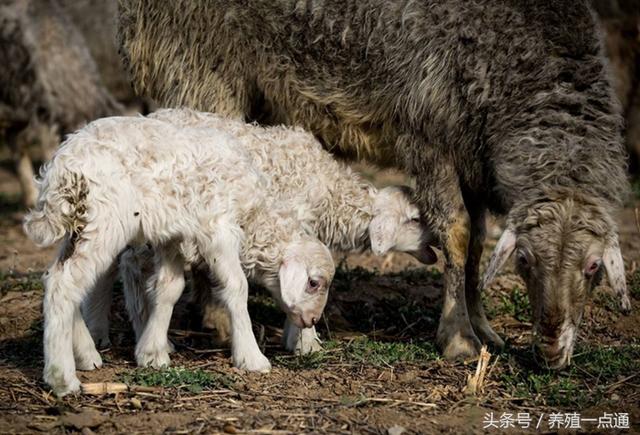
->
left=602, top=236, right=632, bottom=314
left=482, top=227, right=517, bottom=289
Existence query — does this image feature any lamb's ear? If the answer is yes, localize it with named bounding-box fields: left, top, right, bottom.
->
left=369, top=213, right=398, bottom=256
left=482, top=227, right=517, bottom=289
left=603, top=235, right=632, bottom=314
left=278, top=258, right=308, bottom=308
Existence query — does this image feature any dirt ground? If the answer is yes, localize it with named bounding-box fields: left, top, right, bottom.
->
left=0, top=162, right=639, bottom=434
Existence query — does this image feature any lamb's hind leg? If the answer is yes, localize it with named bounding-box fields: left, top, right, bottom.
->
left=465, top=207, right=504, bottom=349
left=43, top=235, right=122, bottom=396
left=81, top=261, right=118, bottom=349
left=135, top=247, right=185, bottom=368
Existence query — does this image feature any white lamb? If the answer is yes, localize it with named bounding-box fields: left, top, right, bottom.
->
left=23, top=116, right=335, bottom=396
left=108, top=108, right=435, bottom=356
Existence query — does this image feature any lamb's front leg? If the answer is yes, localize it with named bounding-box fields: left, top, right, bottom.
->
left=283, top=318, right=322, bottom=355
left=135, top=248, right=185, bottom=368
left=206, top=248, right=270, bottom=372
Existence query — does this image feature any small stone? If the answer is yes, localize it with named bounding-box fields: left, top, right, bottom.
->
left=130, top=397, right=143, bottom=409
left=60, top=408, right=106, bottom=430
left=611, top=393, right=620, bottom=401
left=223, top=423, right=238, bottom=434
left=388, top=425, right=406, bottom=435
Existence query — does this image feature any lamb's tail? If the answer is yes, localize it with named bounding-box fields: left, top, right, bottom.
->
left=23, top=159, right=89, bottom=247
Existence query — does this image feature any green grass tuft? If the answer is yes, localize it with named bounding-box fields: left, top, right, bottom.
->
left=500, top=344, right=640, bottom=408
left=122, top=366, right=235, bottom=393
left=276, top=337, right=439, bottom=370
left=0, top=272, right=43, bottom=297
left=487, top=286, right=530, bottom=321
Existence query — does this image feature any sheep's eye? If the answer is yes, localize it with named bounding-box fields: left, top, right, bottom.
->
left=309, top=279, right=319, bottom=288
left=410, top=216, right=420, bottom=223
left=307, top=278, right=321, bottom=294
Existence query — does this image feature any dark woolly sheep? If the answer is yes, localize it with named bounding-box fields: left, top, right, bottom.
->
left=118, top=0, right=632, bottom=368
left=594, top=6, right=640, bottom=171
left=58, top=0, right=142, bottom=105
left=0, top=0, right=122, bottom=206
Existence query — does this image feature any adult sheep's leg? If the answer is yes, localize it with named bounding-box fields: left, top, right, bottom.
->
left=282, top=319, right=322, bottom=355
left=201, top=236, right=270, bottom=372
left=411, top=159, right=481, bottom=360
left=43, top=235, right=121, bottom=396
left=81, top=261, right=118, bottom=348
left=192, top=266, right=232, bottom=345
left=465, top=207, right=504, bottom=349
left=135, top=247, right=185, bottom=368
left=7, top=128, right=38, bottom=207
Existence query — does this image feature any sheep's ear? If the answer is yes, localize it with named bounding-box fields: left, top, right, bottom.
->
left=482, top=227, right=517, bottom=289
left=369, top=213, right=398, bottom=256
left=603, top=235, right=632, bottom=314
left=278, top=258, right=308, bottom=308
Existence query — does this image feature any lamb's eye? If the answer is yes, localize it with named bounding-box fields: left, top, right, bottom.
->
left=307, top=278, right=321, bottom=293
left=410, top=217, right=420, bottom=223
left=309, top=279, right=319, bottom=288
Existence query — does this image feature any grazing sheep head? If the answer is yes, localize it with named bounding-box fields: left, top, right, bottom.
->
left=483, top=196, right=630, bottom=369
left=369, top=186, right=437, bottom=264
left=277, top=237, right=335, bottom=329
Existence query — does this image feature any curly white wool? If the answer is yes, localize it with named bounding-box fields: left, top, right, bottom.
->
left=116, top=109, right=433, bottom=355
left=23, top=115, right=334, bottom=396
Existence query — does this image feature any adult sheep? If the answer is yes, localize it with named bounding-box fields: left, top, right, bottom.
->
left=118, top=0, right=632, bottom=368
left=0, top=0, right=122, bottom=206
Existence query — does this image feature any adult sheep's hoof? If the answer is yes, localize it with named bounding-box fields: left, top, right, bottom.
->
left=44, top=365, right=81, bottom=397
left=438, top=330, right=482, bottom=361
left=234, top=352, right=272, bottom=373
left=472, top=319, right=505, bottom=350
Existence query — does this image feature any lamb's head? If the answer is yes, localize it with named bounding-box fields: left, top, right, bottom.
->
left=369, top=186, right=436, bottom=264
left=483, top=196, right=630, bottom=369
left=277, top=237, right=335, bottom=329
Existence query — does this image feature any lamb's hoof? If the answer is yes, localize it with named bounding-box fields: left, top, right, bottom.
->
left=75, top=348, right=103, bottom=371
left=136, top=347, right=171, bottom=369
left=294, top=336, right=322, bottom=355
left=235, top=352, right=271, bottom=373
left=438, top=331, right=482, bottom=361
left=165, top=340, right=176, bottom=354
left=283, top=323, right=322, bottom=355
left=44, top=366, right=81, bottom=397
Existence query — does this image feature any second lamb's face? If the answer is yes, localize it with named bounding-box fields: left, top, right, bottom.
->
left=278, top=237, right=335, bottom=328
left=369, top=186, right=437, bottom=264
